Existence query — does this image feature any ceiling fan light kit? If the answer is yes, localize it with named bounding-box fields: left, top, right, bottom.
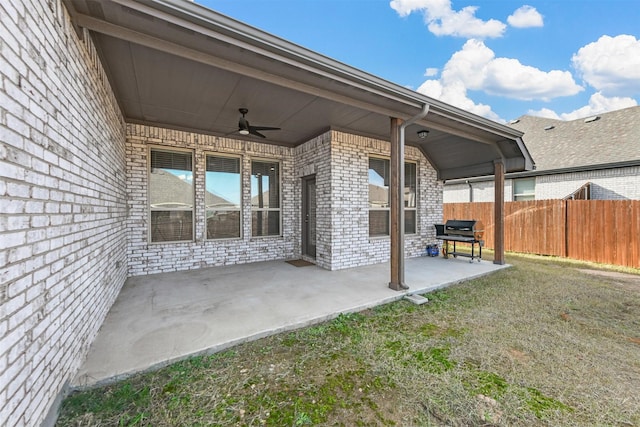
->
left=237, top=108, right=280, bottom=139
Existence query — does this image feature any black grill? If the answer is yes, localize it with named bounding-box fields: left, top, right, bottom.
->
left=434, top=219, right=484, bottom=262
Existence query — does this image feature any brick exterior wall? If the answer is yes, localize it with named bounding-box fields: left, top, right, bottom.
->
left=444, top=166, right=640, bottom=202
left=0, top=1, right=127, bottom=426
left=126, top=125, right=297, bottom=275
left=293, top=132, right=332, bottom=269
left=329, top=132, right=442, bottom=269
left=536, top=166, right=640, bottom=200
left=126, top=128, right=443, bottom=274
left=443, top=180, right=502, bottom=203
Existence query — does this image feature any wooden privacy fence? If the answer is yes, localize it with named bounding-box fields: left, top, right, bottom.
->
left=444, top=200, right=640, bottom=269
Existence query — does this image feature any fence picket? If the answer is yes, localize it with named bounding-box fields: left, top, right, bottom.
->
left=444, top=200, right=640, bottom=268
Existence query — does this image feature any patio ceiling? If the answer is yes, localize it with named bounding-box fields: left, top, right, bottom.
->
left=65, top=0, right=534, bottom=181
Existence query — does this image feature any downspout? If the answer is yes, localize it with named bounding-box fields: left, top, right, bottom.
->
left=391, top=103, right=429, bottom=290
left=466, top=180, right=473, bottom=202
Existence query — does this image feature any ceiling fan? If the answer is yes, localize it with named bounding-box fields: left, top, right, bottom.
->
left=238, top=108, right=280, bottom=138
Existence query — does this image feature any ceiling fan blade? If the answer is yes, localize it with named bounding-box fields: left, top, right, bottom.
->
left=250, top=126, right=281, bottom=131
left=249, top=129, right=267, bottom=138
left=236, top=108, right=279, bottom=138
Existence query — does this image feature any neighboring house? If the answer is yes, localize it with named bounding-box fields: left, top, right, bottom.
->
left=0, top=1, right=532, bottom=425
left=444, top=106, right=640, bottom=202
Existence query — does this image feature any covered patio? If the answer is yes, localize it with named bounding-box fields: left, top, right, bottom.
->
left=67, top=0, right=533, bottom=285
left=72, top=257, right=508, bottom=389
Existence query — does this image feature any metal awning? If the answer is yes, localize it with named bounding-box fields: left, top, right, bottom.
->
left=64, top=0, right=534, bottom=181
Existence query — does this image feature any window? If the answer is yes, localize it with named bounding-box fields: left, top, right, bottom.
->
left=404, top=162, right=417, bottom=234
left=513, top=177, right=535, bottom=201
left=368, top=158, right=417, bottom=236
left=251, top=160, right=280, bottom=236
left=149, top=149, right=193, bottom=242
left=206, top=155, right=241, bottom=239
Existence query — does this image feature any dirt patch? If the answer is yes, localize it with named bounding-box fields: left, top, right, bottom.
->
left=507, top=348, right=530, bottom=363
left=577, top=269, right=640, bottom=293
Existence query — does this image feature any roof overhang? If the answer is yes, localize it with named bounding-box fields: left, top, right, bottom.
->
left=64, top=0, right=534, bottom=180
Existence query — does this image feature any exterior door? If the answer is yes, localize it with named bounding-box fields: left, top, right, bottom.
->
left=302, top=176, right=317, bottom=258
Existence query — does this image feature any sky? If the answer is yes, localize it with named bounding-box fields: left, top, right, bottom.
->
left=196, top=0, right=640, bottom=124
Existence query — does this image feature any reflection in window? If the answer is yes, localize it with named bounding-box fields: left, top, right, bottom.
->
left=206, top=155, right=241, bottom=239
left=404, top=162, right=417, bottom=234
left=251, top=160, right=280, bottom=236
left=368, top=158, right=417, bottom=236
left=513, top=177, right=535, bottom=201
left=149, top=149, right=193, bottom=242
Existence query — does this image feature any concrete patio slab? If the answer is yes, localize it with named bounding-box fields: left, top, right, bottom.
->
left=72, top=256, right=508, bottom=389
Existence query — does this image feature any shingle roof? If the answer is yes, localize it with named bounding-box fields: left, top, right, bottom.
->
left=508, top=106, right=640, bottom=172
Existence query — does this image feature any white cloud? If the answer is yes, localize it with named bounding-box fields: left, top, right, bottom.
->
left=525, top=108, right=560, bottom=120
left=435, top=39, right=582, bottom=100
left=417, top=74, right=502, bottom=122
left=424, top=67, right=439, bottom=77
left=390, top=0, right=467, bottom=18
left=483, top=58, right=581, bottom=101
left=572, top=34, right=640, bottom=96
left=507, top=5, right=543, bottom=28
left=390, top=0, right=506, bottom=38
left=528, top=92, right=638, bottom=120
left=560, top=92, right=638, bottom=120
left=416, top=39, right=584, bottom=121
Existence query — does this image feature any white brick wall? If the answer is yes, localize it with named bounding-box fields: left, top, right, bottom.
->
left=126, top=128, right=442, bottom=273
left=329, top=132, right=443, bottom=269
left=536, top=167, right=640, bottom=200
left=126, top=125, right=298, bottom=276
left=293, top=132, right=332, bottom=269
left=443, top=180, right=499, bottom=203
left=444, top=166, right=640, bottom=202
left=1, top=1, right=126, bottom=426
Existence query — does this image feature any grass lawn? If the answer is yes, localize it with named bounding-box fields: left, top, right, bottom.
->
left=57, top=254, right=640, bottom=426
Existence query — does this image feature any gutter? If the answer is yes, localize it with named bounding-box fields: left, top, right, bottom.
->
left=444, top=159, right=640, bottom=184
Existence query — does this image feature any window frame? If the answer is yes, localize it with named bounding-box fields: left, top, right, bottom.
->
left=368, top=156, right=418, bottom=237
left=205, top=152, right=243, bottom=240
left=250, top=158, right=282, bottom=237
left=513, top=177, right=535, bottom=201
left=148, top=146, right=194, bottom=243
left=404, top=161, right=418, bottom=235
